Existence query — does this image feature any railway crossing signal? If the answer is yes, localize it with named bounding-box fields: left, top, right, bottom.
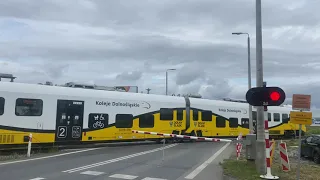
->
left=245, top=87, right=286, bottom=106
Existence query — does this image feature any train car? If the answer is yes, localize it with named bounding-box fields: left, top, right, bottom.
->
left=185, top=97, right=305, bottom=139
left=0, top=81, right=305, bottom=148
left=0, top=82, right=187, bottom=148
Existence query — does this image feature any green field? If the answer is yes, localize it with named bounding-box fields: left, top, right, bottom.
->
left=305, top=125, right=320, bottom=136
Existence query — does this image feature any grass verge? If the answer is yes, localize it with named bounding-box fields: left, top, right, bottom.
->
left=222, top=158, right=260, bottom=180
left=305, top=125, right=320, bottom=136
left=222, top=155, right=320, bottom=180
left=0, top=146, right=60, bottom=161
left=221, top=125, right=320, bottom=180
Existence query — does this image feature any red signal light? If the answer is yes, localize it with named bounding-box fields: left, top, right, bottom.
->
left=270, top=91, right=280, bottom=101
left=246, top=87, right=286, bottom=106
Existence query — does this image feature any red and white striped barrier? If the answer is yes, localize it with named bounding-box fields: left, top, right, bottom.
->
left=269, top=140, right=276, bottom=165
left=131, top=130, right=232, bottom=142
left=279, top=141, right=290, bottom=172
left=236, top=133, right=243, bottom=160
left=260, top=108, right=279, bottom=179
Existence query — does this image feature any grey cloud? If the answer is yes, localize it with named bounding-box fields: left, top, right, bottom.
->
left=280, top=83, right=320, bottom=108
left=116, top=71, right=142, bottom=81
left=3, top=32, right=319, bottom=80
left=169, top=76, right=233, bottom=99
left=43, top=63, right=69, bottom=79
left=1, top=0, right=320, bottom=108
left=201, top=79, right=233, bottom=99
left=0, top=0, right=319, bottom=30
left=175, top=63, right=206, bottom=85
left=176, top=82, right=202, bottom=96
left=222, top=81, right=320, bottom=109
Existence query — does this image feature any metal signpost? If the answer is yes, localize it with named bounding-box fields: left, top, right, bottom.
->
left=255, top=0, right=266, bottom=174
left=290, top=94, right=312, bottom=180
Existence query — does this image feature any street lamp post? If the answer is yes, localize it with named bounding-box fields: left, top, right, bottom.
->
left=166, top=68, right=176, bottom=95
left=232, top=32, right=253, bottom=134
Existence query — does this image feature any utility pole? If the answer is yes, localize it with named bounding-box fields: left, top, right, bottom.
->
left=255, top=0, right=266, bottom=174
left=247, top=35, right=253, bottom=134
left=231, top=32, right=253, bottom=134
left=146, top=88, right=151, bottom=94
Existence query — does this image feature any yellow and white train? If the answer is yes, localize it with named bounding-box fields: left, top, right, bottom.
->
left=0, top=81, right=305, bottom=148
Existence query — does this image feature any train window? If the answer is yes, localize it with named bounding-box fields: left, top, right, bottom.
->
left=193, top=109, right=198, bottom=121
left=252, top=111, right=257, bottom=121
left=202, top=110, right=212, bottom=121
left=0, top=97, right=4, bottom=115
left=115, top=114, right=133, bottom=128
left=160, top=108, right=173, bottom=120
left=282, top=114, right=289, bottom=123
left=88, top=113, right=108, bottom=129
left=229, top=118, right=238, bottom=128
left=139, top=114, right=154, bottom=128
left=268, top=113, right=271, bottom=121
left=15, top=98, right=43, bottom=116
left=216, top=117, right=225, bottom=128
left=177, top=109, right=183, bottom=121
left=241, top=118, right=249, bottom=129
left=274, top=113, right=280, bottom=122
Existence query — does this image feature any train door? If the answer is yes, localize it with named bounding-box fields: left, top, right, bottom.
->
left=55, top=100, right=84, bottom=143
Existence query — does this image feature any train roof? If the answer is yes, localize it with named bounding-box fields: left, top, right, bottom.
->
left=0, top=82, right=186, bottom=103
left=189, top=96, right=292, bottom=111
left=0, top=81, right=293, bottom=111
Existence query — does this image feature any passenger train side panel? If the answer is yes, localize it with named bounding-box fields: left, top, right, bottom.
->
left=0, top=93, right=56, bottom=146
left=188, top=98, right=248, bottom=137
left=80, top=97, right=187, bottom=142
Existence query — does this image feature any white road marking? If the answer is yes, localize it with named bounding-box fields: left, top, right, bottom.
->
left=184, top=142, right=231, bottom=179
left=29, top=178, right=46, bottom=180
left=63, top=144, right=178, bottom=173
left=141, top=177, right=167, bottom=180
left=80, top=170, right=105, bottom=176
left=0, top=147, right=103, bottom=166
left=109, top=173, right=138, bottom=179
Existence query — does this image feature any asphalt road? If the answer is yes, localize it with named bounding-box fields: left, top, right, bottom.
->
left=0, top=141, right=233, bottom=180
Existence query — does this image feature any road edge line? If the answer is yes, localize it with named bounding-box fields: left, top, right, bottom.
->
left=184, top=142, right=231, bottom=179
left=0, top=147, right=103, bottom=166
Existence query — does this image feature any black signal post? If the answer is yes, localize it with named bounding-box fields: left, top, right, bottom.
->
left=245, top=86, right=286, bottom=107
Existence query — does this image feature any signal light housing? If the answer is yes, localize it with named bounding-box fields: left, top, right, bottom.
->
left=245, top=87, right=286, bottom=106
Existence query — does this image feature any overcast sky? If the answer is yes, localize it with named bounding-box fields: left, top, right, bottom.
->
left=0, top=0, right=319, bottom=108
